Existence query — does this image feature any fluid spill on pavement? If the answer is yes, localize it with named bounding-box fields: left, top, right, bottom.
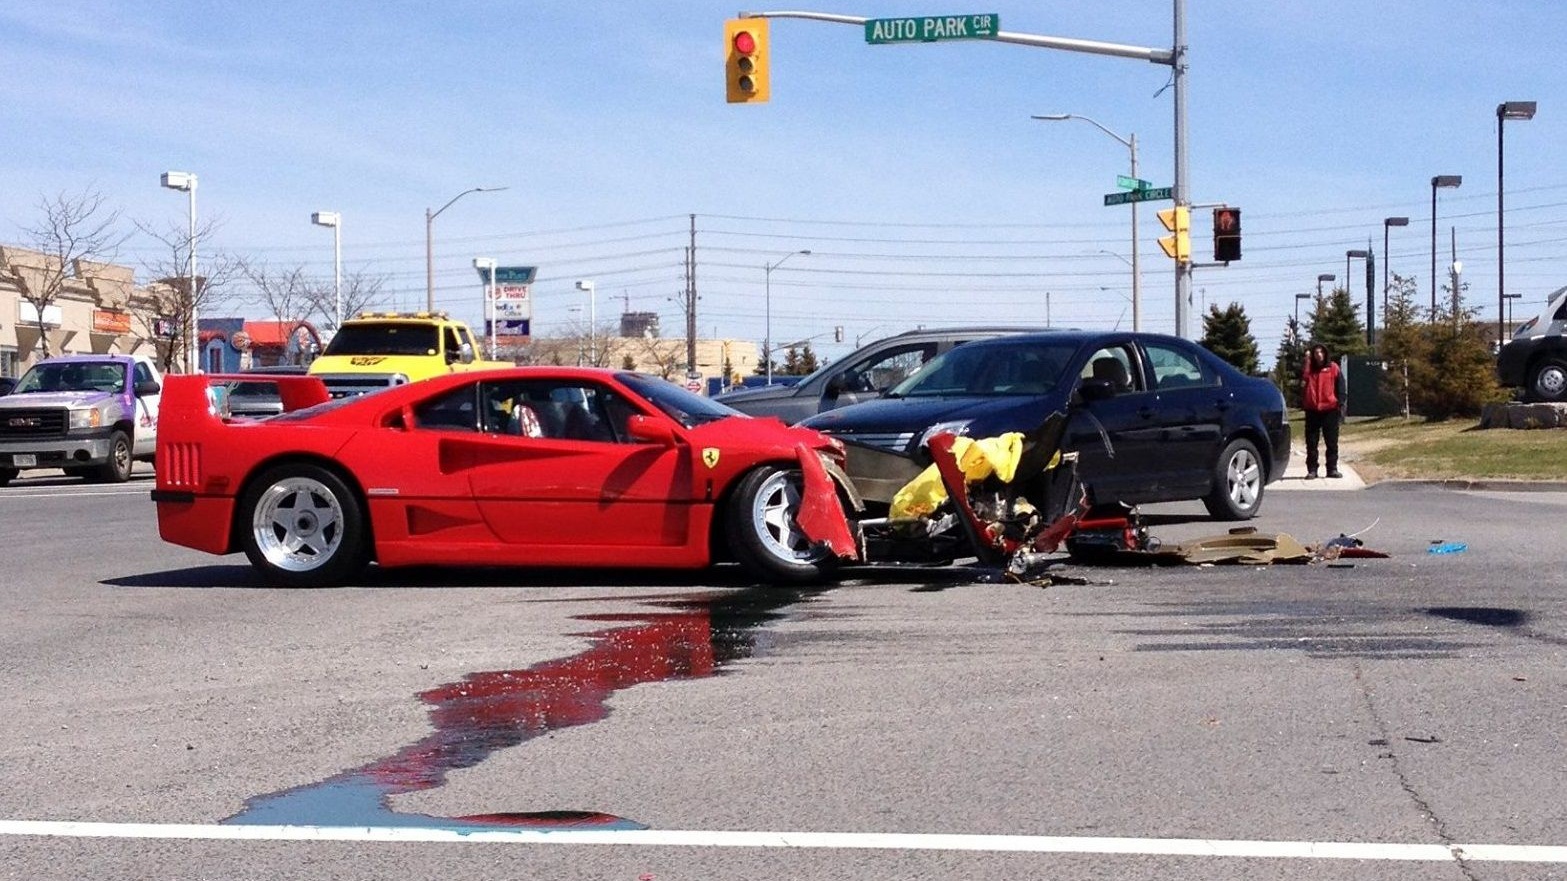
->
left=225, top=587, right=819, bottom=830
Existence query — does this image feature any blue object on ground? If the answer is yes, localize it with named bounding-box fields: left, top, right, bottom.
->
left=1427, top=542, right=1467, bottom=555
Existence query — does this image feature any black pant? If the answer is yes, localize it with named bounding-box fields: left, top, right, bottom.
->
left=1303, top=408, right=1340, bottom=474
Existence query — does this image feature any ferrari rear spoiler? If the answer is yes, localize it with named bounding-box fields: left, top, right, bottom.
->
left=159, top=373, right=331, bottom=430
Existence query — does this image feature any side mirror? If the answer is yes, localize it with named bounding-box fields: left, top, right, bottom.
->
left=1077, top=378, right=1116, bottom=403
left=459, top=342, right=475, bottom=364
left=626, top=414, right=679, bottom=446
left=134, top=379, right=161, bottom=397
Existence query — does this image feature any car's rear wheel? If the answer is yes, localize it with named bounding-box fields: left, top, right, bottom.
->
left=239, top=463, right=367, bottom=587
left=1527, top=356, right=1567, bottom=403
left=725, top=465, right=834, bottom=585
left=1203, top=438, right=1264, bottom=521
left=92, top=430, right=133, bottom=483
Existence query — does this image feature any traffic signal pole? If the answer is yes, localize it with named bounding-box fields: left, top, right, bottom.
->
left=739, top=2, right=1193, bottom=336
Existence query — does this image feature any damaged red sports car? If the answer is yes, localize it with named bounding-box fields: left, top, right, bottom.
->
left=153, top=368, right=1085, bottom=587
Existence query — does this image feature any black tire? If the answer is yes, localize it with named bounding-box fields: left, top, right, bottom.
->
left=92, top=430, right=133, bottom=483
left=1202, top=438, right=1265, bottom=521
left=238, top=463, right=368, bottom=587
left=1526, top=356, right=1567, bottom=403
left=724, top=465, right=836, bottom=585
left=0, top=467, right=15, bottom=487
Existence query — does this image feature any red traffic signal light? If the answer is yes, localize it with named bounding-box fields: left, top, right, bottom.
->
left=725, top=19, right=770, bottom=103
left=1213, top=207, right=1241, bottom=262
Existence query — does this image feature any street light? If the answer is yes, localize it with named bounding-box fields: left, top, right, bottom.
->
left=1294, top=293, right=1312, bottom=327
left=1346, top=249, right=1370, bottom=344
left=1497, top=100, right=1537, bottom=344
left=160, top=171, right=197, bottom=373
left=311, top=211, right=342, bottom=329
left=1430, top=175, right=1462, bottom=315
left=426, top=186, right=507, bottom=312
left=763, top=249, right=811, bottom=386
left=1382, top=216, right=1409, bottom=325
left=473, top=257, right=497, bottom=359
left=1035, top=113, right=1142, bottom=331
left=1503, top=292, right=1522, bottom=331
left=575, top=279, right=596, bottom=365
left=1316, top=273, right=1335, bottom=299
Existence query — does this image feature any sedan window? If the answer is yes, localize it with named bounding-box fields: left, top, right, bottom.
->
left=1079, top=346, right=1142, bottom=394
left=889, top=341, right=1078, bottom=397
left=1143, top=342, right=1217, bottom=390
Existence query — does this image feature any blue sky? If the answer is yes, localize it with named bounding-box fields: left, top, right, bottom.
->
left=3, top=0, right=1563, bottom=364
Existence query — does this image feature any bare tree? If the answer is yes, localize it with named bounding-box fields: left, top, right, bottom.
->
left=134, top=217, right=240, bottom=373
left=240, top=260, right=312, bottom=325
left=10, top=190, right=126, bottom=357
left=306, top=268, right=389, bottom=334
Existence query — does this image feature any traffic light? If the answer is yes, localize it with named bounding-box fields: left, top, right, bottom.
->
left=725, top=18, right=770, bottom=103
left=1213, top=207, right=1242, bottom=262
left=1157, top=206, right=1190, bottom=263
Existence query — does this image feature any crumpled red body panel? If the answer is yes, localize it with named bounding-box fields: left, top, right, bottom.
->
left=793, top=444, right=860, bottom=560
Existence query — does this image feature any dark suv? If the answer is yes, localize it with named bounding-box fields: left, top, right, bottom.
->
left=715, top=327, right=1044, bottom=424
left=800, top=330, right=1291, bottom=520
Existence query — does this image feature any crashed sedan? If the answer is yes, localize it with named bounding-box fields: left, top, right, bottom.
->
left=800, top=330, right=1291, bottom=521
left=152, top=367, right=1088, bottom=587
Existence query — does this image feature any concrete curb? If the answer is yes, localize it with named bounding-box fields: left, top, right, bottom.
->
left=1366, top=478, right=1567, bottom=493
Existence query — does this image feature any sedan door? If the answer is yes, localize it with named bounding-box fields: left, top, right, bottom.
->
left=1066, top=343, right=1163, bottom=501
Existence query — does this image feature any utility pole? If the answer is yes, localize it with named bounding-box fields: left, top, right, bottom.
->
left=686, top=214, right=698, bottom=372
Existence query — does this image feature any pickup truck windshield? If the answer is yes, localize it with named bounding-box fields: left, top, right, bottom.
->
left=13, top=361, right=126, bottom=394
left=323, top=323, right=441, bottom=357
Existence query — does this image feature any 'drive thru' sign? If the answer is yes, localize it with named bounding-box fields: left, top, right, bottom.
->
left=865, top=14, right=1000, bottom=44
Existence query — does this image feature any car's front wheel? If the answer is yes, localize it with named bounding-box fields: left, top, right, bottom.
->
left=1203, top=438, right=1264, bottom=521
left=92, top=430, right=133, bottom=483
left=725, top=465, right=835, bottom=585
left=239, top=463, right=368, bottom=587
left=1527, top=356, right=1567, bottom=403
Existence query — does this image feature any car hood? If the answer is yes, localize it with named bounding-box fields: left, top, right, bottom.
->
left=688, top=413, right=834, bottom=449
left=800, top=394, right=1060, bottom=435
left=0, top=390, right=118, bottom=409
left=713, top=384, right=798, bottom=405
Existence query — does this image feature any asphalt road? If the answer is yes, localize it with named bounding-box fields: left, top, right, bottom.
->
left=1, top=469, right=1564, bottom=881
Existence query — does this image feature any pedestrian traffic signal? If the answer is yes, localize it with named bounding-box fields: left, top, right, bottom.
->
left=725, top=18, right=770, bottom=103
left=1157, top=206, right=1190, bottom=263
left=1213, top=207, right=1242, bottom=262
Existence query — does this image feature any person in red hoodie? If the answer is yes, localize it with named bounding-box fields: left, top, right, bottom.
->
left=1301, top=343, right=1347, bottom=479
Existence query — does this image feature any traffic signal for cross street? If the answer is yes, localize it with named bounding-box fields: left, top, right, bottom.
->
left=725, top=18, right=770, bottom=103
left=1157, top=206, right=1190, bottom=263
left=1213, top=207, right=1242, bottom=262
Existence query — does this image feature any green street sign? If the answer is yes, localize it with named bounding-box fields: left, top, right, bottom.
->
left=1116, top=175, right=1153, bottom=191
left=1103, top=186, right=1173, bottom=206
left=865, top=14, right=1000, bottom=44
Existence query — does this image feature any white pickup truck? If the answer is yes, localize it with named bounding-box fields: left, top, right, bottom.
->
left=0, top=354, right=163, bottom=485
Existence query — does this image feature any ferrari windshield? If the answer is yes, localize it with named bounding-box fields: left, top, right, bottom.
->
left=323, top=323, right=440, bottom=357
left=887, top=340, right=1078, bottom=398
left=617, top=372, right=741, bottom=428
left=14, top=361, right=126, bottom=394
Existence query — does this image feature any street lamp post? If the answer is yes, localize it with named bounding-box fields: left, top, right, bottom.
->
left=1294, top=293, right=1311, bottom=328
left=1497, top=101, right=1537, bottom=344
left=310, top=211, right=342, bottom=329
left=1316, top=273, right=1335, bottom=300
left=1346, top=250, right=1370, bottom=345
left=1503, top=292, right=1522, bottom=331
left=425, top=186, right=506, bottom=312
left=1430, top=175, right=1462, bottom=315
left=1382, top=216, right=1409, bottom=327
left=575, top=280, right=597, bottom=365
left=159, top=171, right=198, bottom=373
left=1033, top=114, right=1141, bottom=331
left=763, top=250, right=811, bottom=386
left=473, top=258, right=497, bottom=359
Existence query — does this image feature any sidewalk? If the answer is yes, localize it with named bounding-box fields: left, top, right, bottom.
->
left=1269, top=446, right=1366, bottom=491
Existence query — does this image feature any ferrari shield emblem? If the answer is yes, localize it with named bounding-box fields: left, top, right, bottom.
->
left=702, top=447, right=721, bottom=469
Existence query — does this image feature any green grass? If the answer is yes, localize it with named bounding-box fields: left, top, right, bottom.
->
left=1335, top=415, right=1567, bottom=481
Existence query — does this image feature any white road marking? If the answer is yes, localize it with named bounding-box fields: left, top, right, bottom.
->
left=0, top=821, right=1564, bottom=862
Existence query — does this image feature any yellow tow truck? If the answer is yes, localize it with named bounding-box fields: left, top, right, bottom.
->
left=308, top=311, right=510, bottom=398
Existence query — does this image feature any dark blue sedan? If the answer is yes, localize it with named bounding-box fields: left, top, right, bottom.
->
left=800, top=330, right=1291, bottom=520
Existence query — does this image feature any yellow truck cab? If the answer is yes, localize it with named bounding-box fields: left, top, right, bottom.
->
left=308, top=311, right=510, bottom=398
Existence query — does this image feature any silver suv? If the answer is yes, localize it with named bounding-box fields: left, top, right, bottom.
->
left=715, top=327, right=1044, bottom=424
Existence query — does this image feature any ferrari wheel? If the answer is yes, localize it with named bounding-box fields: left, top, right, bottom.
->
left=92, top=430, right=133, bottom=483
left=240, top=463, right=367, bottom=587
left=1203, top=438, right=1264, bottom=521
left=725, top=466, right=834, bottom=585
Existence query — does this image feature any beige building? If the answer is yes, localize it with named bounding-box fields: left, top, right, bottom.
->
left=1, top=246, right=165, bottom=379
left=518, top=334, right=761, bottom=394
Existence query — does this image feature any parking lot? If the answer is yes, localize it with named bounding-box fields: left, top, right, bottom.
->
left=1, top=470, right=1565, bottom=880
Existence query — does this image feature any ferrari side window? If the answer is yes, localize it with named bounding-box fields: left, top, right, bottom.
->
left=413, top=385, right=479, bottom=432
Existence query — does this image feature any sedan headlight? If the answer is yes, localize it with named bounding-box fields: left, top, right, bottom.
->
left=68, top=408, right=104, bottom=430
left=918, top=419, right=972, bottom=450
